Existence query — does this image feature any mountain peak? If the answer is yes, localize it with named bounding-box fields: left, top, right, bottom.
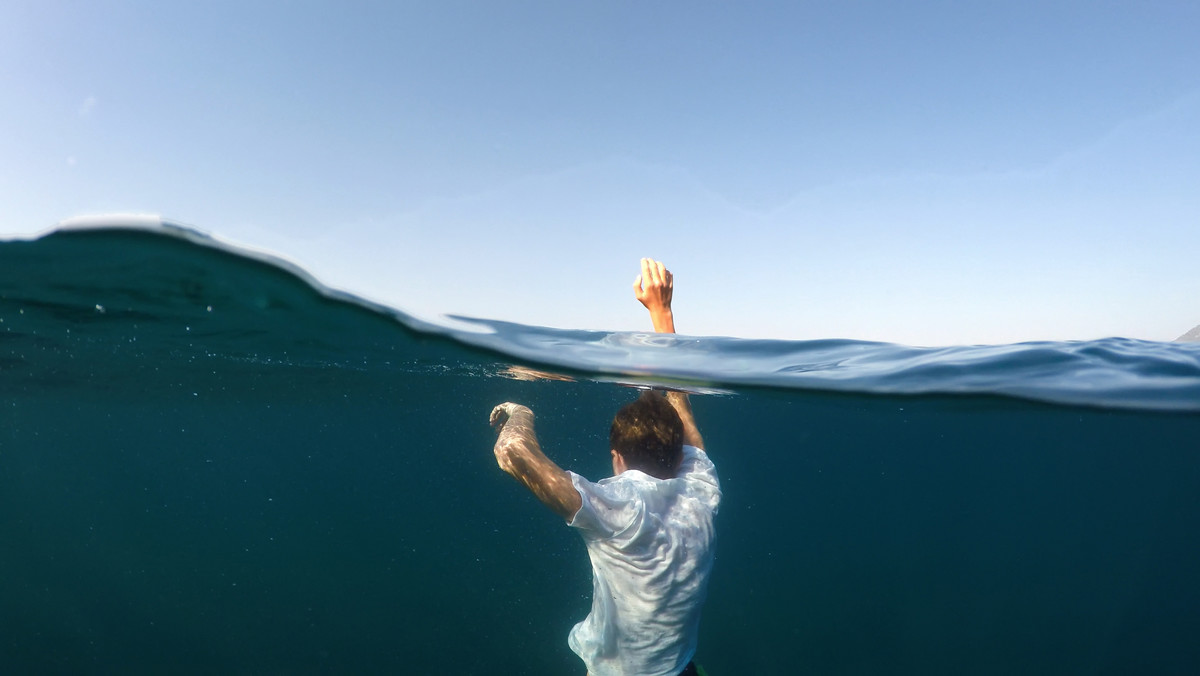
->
left=1177, top=325, right=1200, bottom=342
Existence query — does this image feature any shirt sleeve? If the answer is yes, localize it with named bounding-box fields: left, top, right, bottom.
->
left=567, top=472, right=645, bottom=540
left=678, top=445, right=722, bottom=513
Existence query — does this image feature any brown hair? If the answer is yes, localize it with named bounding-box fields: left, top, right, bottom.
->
left=610, top=391, right=684, bottom=480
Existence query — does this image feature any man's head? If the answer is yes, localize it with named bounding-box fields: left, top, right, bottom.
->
left=609, top=391, right=684, bottom=480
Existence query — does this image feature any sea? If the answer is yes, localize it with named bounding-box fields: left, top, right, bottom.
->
left=2, top=222, right=1198, bottom=675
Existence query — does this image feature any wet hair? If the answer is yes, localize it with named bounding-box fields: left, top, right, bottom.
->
left=609, top=391, right=684, bottom=480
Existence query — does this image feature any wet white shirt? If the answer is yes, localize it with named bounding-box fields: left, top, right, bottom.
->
left=566, top=445, right=721, bottom=676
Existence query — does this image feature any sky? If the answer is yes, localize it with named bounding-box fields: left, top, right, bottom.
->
left=2, top=1, right=1198, bottom=346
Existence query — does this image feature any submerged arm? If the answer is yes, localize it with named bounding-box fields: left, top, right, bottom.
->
left=634, top=258, right=705, bottom=450
left=490, top=403, right=582, bottom=521
left=666, top=390, right=703, bottom=451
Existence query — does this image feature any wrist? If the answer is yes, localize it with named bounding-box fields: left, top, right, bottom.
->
left=650, top=309, right=675, bottom=333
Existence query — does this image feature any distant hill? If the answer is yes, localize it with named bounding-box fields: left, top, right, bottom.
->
left=1178, top=325, right=1200, bottom=342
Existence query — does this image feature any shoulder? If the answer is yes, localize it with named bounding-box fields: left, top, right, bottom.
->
left=680, top=445, right=716, bottom=476
left=678, top=445, right=721, bottom=510
left=567, top=471, right=649, bottom=538
left=571, top=471, right=645, bottom=502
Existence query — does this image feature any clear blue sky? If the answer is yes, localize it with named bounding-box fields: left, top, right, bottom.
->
left=3, top=1, right=1198, bottom=345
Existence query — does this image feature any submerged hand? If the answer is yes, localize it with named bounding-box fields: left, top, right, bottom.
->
left=490, top=402, right=532, bottom=431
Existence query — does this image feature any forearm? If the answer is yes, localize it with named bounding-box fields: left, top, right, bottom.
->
left=649, top=302, right=702, bottom=448
left=507, top=449, right=581, bottom=521
left=666, top=390, right=704, bottom=450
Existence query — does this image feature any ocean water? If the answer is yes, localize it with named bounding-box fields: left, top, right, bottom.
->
left=2, top=223, right=1199, bottom=675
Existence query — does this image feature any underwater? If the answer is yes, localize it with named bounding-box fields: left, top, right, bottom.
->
left=2, top=221, right=1199, bottom=674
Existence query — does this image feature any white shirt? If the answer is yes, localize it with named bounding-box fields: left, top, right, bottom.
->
left=566, top=445, right=721, bottom=676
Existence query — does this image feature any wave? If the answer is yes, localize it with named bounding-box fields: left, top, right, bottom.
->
left=3, top=216, right=1198, bottom=412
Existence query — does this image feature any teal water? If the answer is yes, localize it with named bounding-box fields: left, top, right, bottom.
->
left=2, top=224, right=1199, bottom=674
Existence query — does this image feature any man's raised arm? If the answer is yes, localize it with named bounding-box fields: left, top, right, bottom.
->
left=633, top=258, right=704, bottom=450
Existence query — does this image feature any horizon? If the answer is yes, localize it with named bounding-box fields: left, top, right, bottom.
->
left=2, top=2, right=1198, bottom=346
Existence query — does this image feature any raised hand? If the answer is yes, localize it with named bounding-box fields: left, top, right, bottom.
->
left=633, top=258, right=676, bottom=333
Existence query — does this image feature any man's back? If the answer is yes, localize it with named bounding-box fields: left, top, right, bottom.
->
left=567, top=445, right=721, bottom=676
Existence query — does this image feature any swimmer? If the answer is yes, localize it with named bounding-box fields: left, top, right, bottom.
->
left=490, top=258, right=720, bottom=676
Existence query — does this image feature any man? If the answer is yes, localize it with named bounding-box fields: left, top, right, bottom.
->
left=489, top=259, right=721, bottom=676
